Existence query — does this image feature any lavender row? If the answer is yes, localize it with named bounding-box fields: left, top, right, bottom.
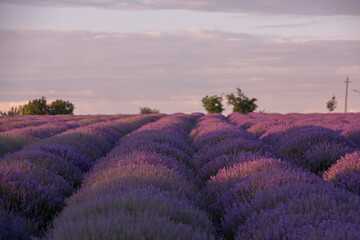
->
left=192, top=114, right=360, bottom=239
left=47, top=113, right=216, bottom=240
left=323, top=151, right=360, bottom=195
left=229, top=112, right=359, bottom=175
left=228, top=112, right=360, bottom=133
left=0, top=114, right=112, bottom=133
left=0, top=115, right=131, bottom=157
left=0, top=115, right=60, bottom=132
left=0, top=114, right=161, bottom=239
left=228, top=112, right=360, bottom=145
left=190, top=114, right=280, bottom=183
left=190, top=114, right=282, bottom=234
left=229, top=112, right=360, bottom=196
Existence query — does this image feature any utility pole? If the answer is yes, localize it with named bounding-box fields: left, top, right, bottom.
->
left=344, top=76, right=351, bottom=113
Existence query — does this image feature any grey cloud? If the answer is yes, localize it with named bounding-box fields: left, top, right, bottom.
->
left=0, top=0, right=360, bottom=16
left=0, top=28, right=359, bottom=114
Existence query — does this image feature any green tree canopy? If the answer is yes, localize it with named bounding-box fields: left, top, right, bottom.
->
left=139, top=107, right=160, bottom=114
left=0, top=97, right=75, bottom=115
left=22, top=96, right=48, bottom=115
left=201, top=95, right=224, bottom=114
left=326, top=95, right=337, bottom=112
left=49, top=99, right=75, bottom=115
left=226, top=88, right=257, bottom=114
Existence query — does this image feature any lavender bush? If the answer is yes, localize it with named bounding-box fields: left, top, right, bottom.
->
left=324, top=151, right=360, bottom=195
left=227, top=182, right=360, bottom=240
left=262, top=125, right=358, bottom=174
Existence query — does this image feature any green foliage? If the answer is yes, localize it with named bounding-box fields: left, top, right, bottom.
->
left=49, top=100, right=75, bottom=115
left=0, top=97, right=75, bottom=115
left=201, top=95, right=224, bottom=114
left=326, top=95, right=337, bottom=112
left=0, top=106, right=23, bottom=116
left=226, top=88, right=257, bottom=114
left=22, top=96, right=48, bottom=115
left=139, top=107, right=160, bottom=114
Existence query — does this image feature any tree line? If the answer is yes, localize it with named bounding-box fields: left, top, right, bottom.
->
left=1, top=89, right=338, bottom=116
left=0, top=96, right=75, bottom=115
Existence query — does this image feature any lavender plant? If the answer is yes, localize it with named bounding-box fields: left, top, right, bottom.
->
left=324, top=151, right=360, bottom=195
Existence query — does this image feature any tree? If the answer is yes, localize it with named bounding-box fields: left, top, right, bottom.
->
left=7, top=106, right=23, bottom=116
left=201, top=95, right=224, bottom=114
left=139, top=107, right=160, bottom=114
left=1, top=97, right=75, bottom=115
left=22, top=96, right=48, bottom=115
left=49, top=99, right=75, bottom=115
left=226, top=88, right=257, bottom=114
left=0, top=106, right=23, bottom=116
left=326, top=95, right=337, bottom=112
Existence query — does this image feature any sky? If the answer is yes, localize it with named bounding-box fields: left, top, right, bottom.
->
left=0, top=0, right=359, bottom=115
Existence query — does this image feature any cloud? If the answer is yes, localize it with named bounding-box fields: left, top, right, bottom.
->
left=0, top=28, right=359, bottom=114
left=1, top=0, right=360, bottom=16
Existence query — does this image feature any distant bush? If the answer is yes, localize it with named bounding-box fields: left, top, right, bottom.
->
left=0, top=106, right=23, bottom=116
left=0, top=97, right=75, bottom=115
left=48, top=99, right=75, bottom=115
left=139, top=107, right=160, bottom=114
left=226, top=88, right=257, bottom=114
left=327, top=95, right=337, bottom=112
left=201, top=95, right=224, bottom=114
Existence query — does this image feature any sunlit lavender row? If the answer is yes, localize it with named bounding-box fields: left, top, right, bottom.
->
left=194, top=113, right=360, bottom=239
left=47, top=113, right=216, bottom=240
left=1, top=112, right=360, bottom=240
left=0, top=114, right=134, bottom=157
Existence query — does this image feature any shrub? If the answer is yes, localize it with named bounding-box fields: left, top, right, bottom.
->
left=139, top=106, right=160, bottom=114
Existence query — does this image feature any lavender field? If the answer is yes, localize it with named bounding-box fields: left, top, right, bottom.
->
left=1, top=112, right=360, bottom=240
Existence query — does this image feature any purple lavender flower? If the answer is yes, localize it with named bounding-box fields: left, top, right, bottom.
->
left=225, top=182, right=360, bottom=240
left=196, top=151, right=277, bottom=183
left=49, top=186, right=215, bottom=240
left=3, top=149, right=83, bottom=188
left=262, top=125, right=358, bottom=174
left=323, top=151, right=360, bottom=195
